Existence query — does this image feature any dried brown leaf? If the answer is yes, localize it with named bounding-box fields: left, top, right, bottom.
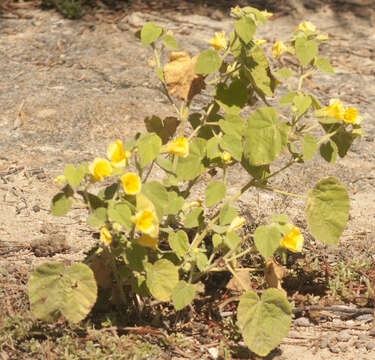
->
left=265, top=257, right=287, bottom=296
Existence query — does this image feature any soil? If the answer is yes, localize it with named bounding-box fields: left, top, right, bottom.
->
left=0, top=1, right=375, bottom=359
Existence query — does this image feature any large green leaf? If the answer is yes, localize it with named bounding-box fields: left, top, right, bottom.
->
left=243, top=107, right=290, bottom=165
left=305, top=177, right=349, bottom=245
left=137, top=133, right=162, bottom=168
left=205, top=180, right=226, bottom=207
left=254, top=225, right=281, bottom=259
left=195, top=49, right=222, bottom=75
left=219, top=201, right=238, bottom=225
left=108, top=202, right=132, bottom=230
left=142, top=181, right=169, bottom=220
left=146, top=259, right=179, bottom=301
left=235, top=17, right=256, bottom=44
left=295, top=38, right=318, bottom=67
left=184, top=208, right=204, bottom=228
left=219, top=114, right=245, bottom=139
left=237, top=289, right=292, bottom=357
left=141, top=22, right=163, bottom=46
left=87, top=207, right=107, bottom=228
left=162, top=34, right=178, bottom=50
left=220, top=134, right=243, bottom=161
left=214, top=80, right=248, bottom=115
left=176, top=138, right=206, bottom=180
left=172, top=281, right=195, bottom=311
left=302, top=134, right=317, bottom=161
left=28, top=262, right=97, bottom=323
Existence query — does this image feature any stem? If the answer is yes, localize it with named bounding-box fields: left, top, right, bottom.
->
left=143, top=160, right=155, bottom=183
left=257, top=185, right=306, bottom=199
left=298, top=69, right=315, bottom=91
left=317, top=129, right=339, bottom=145
left=225, top=260, right=248, bottom=291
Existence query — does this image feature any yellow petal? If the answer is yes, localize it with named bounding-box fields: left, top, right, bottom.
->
left=106, top=140, right=130, bottom=168
left=121, top=172, right=141, bottom=195
left=280, top=227, right=304, bottom=252
left=272, top=41, right=286, bottom=58
left=165, top=137, right=189, bottom=158
left=138, top=234, right=158, bottom=250
left=296, top=21, right=316, bottom=32
left=261, top=10, right=273, bottom=19
left=100, top=226, right=112, bottom=246
left=323, top=99, right=344, bottom=120
left=344, top=107, right=362, bottom=125
left=228, top=216, right=246, bottom=232
left=89, top=158, right=111, bottom=181
left=132, top=210, right=158, bottom=237
left=221, top=151, right=231, bottom=163
left=209, top=31, right=227, bottom=51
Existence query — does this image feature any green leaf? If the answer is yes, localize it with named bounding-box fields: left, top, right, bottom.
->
left=235, top=17, right=256, bottom=44
left=305, top=177, right=349, bottom=245
left=137, top=133, right=162, bottom=168
left=320, top=140, right=338, bottom=164
left=87, top=207, right=107, bottom=228
left=141, top=22, right=163, bottom=46
left=195, top=49, right=222, bottom=75
left=219, top=201, right=238, bottom=225
left=162, top=34, right=178, bottom=50
left=293, top=94, right=312, bottom=115
left=184, top=208, right=204, bottom=228
left=176, top=138, right=206, bottom=181
left=205, top=180, right=226, bottom=207
left=206, top=137, right=221, bottom=160
left=212, top=233, right=224, bottom=248
left=295, top=38, right=318, bottom=67
left=224, top=231, right=241, bottom=250
left=28, top=262, right=97, bottom=323
left=278, top=91, right=297, bottom=106
left=214, top=80, right=248, bottom=115
left=237, top=289, right=292, bottom=357
left=243, top=107, right=290, bottom=166
left=123, top=242, right=147, bottom=272
left=196, top=253, right=208, bottom=272
left=142, top=181, right=169, bottom=220
left=108, top=202, right=132, bottom=230
left=302, top=134, right=317, bottom=161
left=220, top=134, right=243, bottom=161
left=254, top=225, right=281, bottom=259
left=146, top=259, right=179, bottom=301
left=316, top=57, right=334, bottom=75
left=169, top=230, right=189, bottom=258
left=273, top=68, right=292, bottom=79
left=219, top=114, right=245, bottom=139
left=166, top=191, right=184, bottom=215
left=156, top=155, right=174, bottom=173
left=172, top=281, right=195, bottom=311
left=98, top=183, right=118, bottom=200
left=64, top=163, right=87, bottom=188
left=241, top=156, right=270, bottom=181
left=51, top=192, right=73, bottom=216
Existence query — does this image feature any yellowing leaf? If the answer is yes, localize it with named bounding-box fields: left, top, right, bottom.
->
left=164, top=52, right=205, bottom=101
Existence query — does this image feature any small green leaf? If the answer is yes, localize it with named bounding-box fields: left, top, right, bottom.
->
left=254, top=225, right=281, bottom=259
left=51, top=192, right=73, bottom=216
left=196, top=253, right=208, bottom=271
left=169, top=230, right=189, bottom=258
left=137, top=133, right=162, bottom=168
left=28, top=262, right=97, bottom=324
left=206, top=137, right=221, bottom=160
left=305, top=177, right=349, bottom=245
left=293, top=94, right=312, bottom=115
left=184, top=208, right=204, bottom=228
left=64, top=163, right=87, bottom=188
left=235, top=17, right=256, bottom=44
left=146, top=259, right=179, bottom=301
left=224, top=231, right=241, bottom=250
left=212, top=233, right=223, bottom=248
left=162, top=34, right=178, bottom=50
left=278, top=91, right=297, bottom=106
left=219, top=114, right=245, bottom=139
left=142, top=181, right=169, bottom=220
left=195, top=49, right=222, bottom=75
left=219, top=201, right=238, bottom=225
left=108, top=202, right=132, bottom=230
left=215, top=80, right=248, bottom=115
left=172, top=281, right=195, bottom=311
left=316, top=57, right=334, bottom=75
left=123, top=242, right=147, bottom=272
left=176, top=138, right=206, bottom=181
left=141, top=22, right=163, bottom=46
left=302, top=134, right=317, bottom=161
left=220, top=134, right=243, bottom=161
left=295, top=38, right=318, bottom=67
left=87, top=207, right=107, bottom=228
left=273, top=68, right=292, bottom=79
left=205, top=180, right=226, bottom=207
left=166, top=191, right=184, bottom=215
left=237, top=289, right=292, bottom=357
left=320, top=140, right=338, bottom=164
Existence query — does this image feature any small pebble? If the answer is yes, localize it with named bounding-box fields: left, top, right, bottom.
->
left=332, top=318, right=342, bottom=325
left=328, top=343, right=340, bottom=354
left=338, top=343, right=348, bottom=352
left=358, top=333, right=369, bottom=341
left=319, top=338, right=328, bottom=349
left=337, top=331, right=351, bottom=342
left=294, top=317, right=310, bottom=327
left=355, top=341, right=364, bottom=349
left=207, top=347, right=219, bottom=359
left=366, top=341, right=375, bottom=351
left=356, top=314, right=373, bottom=322
left=369, top=327, right=375, bottom=337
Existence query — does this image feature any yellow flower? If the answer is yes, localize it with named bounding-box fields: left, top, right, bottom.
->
left=166, top=137, right=189, bottom=158
left=138, top=234, right=158, bottom=250
left=296, top=21, right=316, bottom=33
left=280, top=227, right=304, bottom=252
left=255, top=39, right=267, bottom=46
left=344, top=107, right=362, bottom=125
left=89, top=158, right=111, bottom=181
left=323, top=98, right=345, bottom=120
left=221, top=151, right=231, bottom=163
left=121, top=173, right=141, bottom=195
left=53, top=174, right=67, bottom=185
left=209, top=31, right=227, bottom=51
left=106, top=140, right=131, bottom=168
left=133, top=210, right=158, bottom=237
left=272, top=41, right=287, bottom=58
left=261, top=10, right=273, bottom=19
left=100, top=226, right=112, bottom=246
left=228, top=216, right=246, bottom=232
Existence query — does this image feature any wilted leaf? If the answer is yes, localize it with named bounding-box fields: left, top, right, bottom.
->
left=144, top=116, right=180, bottom=145
left=226, top=269, right=252, bottom=291
left=264, top=258, right=286, bottom=295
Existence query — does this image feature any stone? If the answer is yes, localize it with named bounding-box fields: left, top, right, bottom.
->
left=319, top=337, right=329, bottom=349
left=328, top=342, right=340, bottom=353
left=366, top=341, right=375, bottom=351
left=294, top=317, right=310, bottom=327
left=336, top=331, right=351, bottom=342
